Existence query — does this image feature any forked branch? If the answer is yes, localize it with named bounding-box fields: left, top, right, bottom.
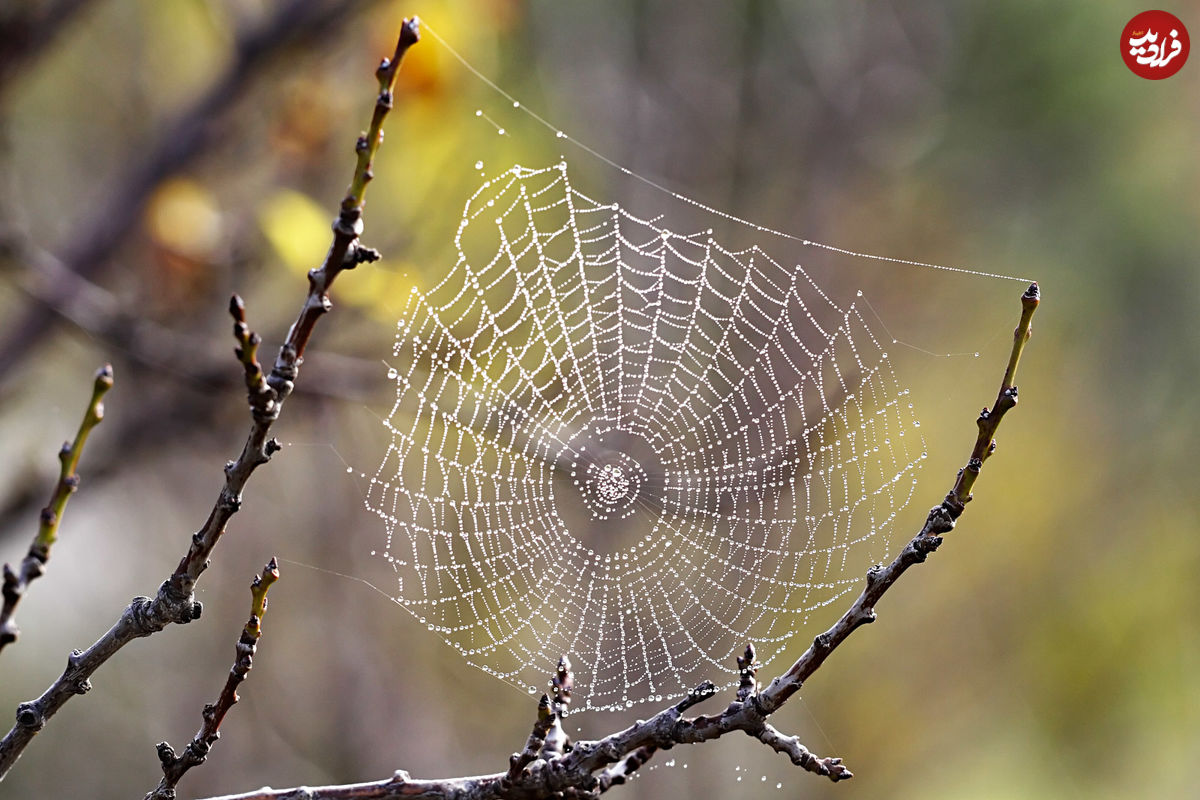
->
left=196, top=284, right=1040, bottom=800
left=0, top=18, right=421, bottom=780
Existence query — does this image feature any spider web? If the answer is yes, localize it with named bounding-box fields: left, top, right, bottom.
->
left=366, top=161, right=926, bottom=711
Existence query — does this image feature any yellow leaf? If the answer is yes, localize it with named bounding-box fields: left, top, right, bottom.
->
left=257, top=189, right=330, bottom=276
left=145, top=178, right=222, bottom=259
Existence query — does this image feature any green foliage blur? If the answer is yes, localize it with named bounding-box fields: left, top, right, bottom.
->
left=0, top=1, right=1196, bottom=798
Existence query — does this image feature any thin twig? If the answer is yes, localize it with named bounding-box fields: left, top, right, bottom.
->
left=146, top=559, right=281, bottom=800
left=194, top=283, right=1040, bottom=800
left=595, top=745, right=655, bottom=794
left=0, top=364, right=112, bottom=654
left=0, top=18, right=421, bottom=781
left=755, top=282, right=1041, bottom=714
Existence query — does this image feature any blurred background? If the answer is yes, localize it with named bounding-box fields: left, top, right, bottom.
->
left=1, top=1, right=1197, bottom=798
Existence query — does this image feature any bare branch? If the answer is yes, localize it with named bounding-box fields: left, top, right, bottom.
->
left=754, top=281, right=1041, bottom=715
left=0, top=364, right=112, bottom=654
left=753, top=723, right=851, bottom=781
left=146, top=559, right=280, bottom=800
left=195, top=283, right=1040, bottom=800
left=199, top=773, right=496, bottom=800
left=0, top=18, right=421, bottom=780
left=595, top=745, right=655, bottom=794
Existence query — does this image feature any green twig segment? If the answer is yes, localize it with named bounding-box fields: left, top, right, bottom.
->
left=345, top=19, right=421, bottom=217
left=947, top=282, right=1039, bottom=510
left=37, top=364, right=113, bottom=551
left=146, top=559, right=281, bottom=800
left=0, top=364, right=113, bottom=654
left=270, top=16, right=417, bottom=382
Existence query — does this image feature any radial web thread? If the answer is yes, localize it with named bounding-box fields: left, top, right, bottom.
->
left=366, top=162, right=926, bottom=711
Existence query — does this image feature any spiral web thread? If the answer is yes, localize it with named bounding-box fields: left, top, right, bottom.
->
left=366, top=162, right=926, bottom=711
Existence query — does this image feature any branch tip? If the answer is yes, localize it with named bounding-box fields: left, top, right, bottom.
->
left=551, top=654, right=574, bottom=716
left=94, top=363, right=114, bottom=391
left=737, top=643, right=760, bottom=701
left=0, top=364, right=114, bottom=656
left=399, top=17, right=421, bottom=49
left=1023, top=281, right=1040, bottom=305
left=145, top=558, right=281, bottom=799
